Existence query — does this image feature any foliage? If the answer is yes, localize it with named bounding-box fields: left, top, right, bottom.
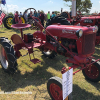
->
left=40, top=10, right=44, bottom=13
left=8, top=12, right=14, bottom=17
left=63, top=0, right=92, bottom=13
left=54, top=11, right=60, bottom=15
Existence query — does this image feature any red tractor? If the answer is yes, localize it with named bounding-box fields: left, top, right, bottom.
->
left=0, top=15, right=100, bottom=99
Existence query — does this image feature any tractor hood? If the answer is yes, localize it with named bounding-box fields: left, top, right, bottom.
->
left=81, top=16, right=100, bottom=19
left=46, top=25, right=97, bottom=39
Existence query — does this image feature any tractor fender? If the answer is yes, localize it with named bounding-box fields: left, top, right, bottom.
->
left=33, top=31, right=46, bottom=41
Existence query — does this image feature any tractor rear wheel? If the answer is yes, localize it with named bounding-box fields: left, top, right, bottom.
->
left=3, top=16, right=13, bottom=29
left=0, top=37, right=17, bottom=74
left=12, top=16, right=26, bottom=24
left=45, top=16, right=70, bottom=28
left=60, top=12, right=69, bottom=18
left=82, top=59, right=100, bottom=82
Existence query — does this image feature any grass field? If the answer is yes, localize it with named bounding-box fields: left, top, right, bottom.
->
left=0, top=27, right=100, bottom=100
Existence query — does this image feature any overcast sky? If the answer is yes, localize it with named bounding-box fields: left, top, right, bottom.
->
left=1, top=0, right=100, bottom=14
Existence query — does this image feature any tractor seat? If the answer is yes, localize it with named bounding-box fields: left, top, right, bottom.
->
left=11, top=34, right=25, bottom=45
left=11, top=34, right=45, bottom=49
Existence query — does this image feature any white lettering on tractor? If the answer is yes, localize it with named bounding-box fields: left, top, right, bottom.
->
left=62, top=29, right=74, bottom=34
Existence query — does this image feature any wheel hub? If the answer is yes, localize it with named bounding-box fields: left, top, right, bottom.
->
left=0, top=44, right=8, bottom=69
left=50, top=83, right=62, bottom=100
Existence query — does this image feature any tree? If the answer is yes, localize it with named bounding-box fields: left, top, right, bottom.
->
left=54, top=11, right=60, bottom=15
left=63, top=0, right=92, bottom=13
left=8, top=12, right=14, bottom=17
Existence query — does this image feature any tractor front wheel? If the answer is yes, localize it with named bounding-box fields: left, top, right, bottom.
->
left=47, top=76, right=72, bottom=100
left=82, top=59, right=100, bottom=82
left=0, top=37, right=17, bottom=74
left=47, top=77, right=63, bottom=100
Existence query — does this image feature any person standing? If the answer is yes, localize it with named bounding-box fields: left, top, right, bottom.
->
left=20, top=12, right=23, bottom=17
left=33, top=11, right=38, bottom=17
left=47, top=11, right=50, bottom=20
left=28, top=11, right=33, bottom=19
left=37, top=10, right=40, bottom=18
left=39, top=11, right=45, bottom=27
left=51, top=11, right=56, bottom=18
left=24, top=11, right=28, bottom=22
left=14, top=11, right=19, bottom=23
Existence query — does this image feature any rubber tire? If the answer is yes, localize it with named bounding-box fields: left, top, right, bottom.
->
left=45, top=16, right=70, bottom=28
left=47, top=76, right=72, bottom=100
left=82, top=59, right=100, bottom=82
left=12, top=16, right=26, bottom=24
left=60, top=12, right=69, bottom=18
left=0, top=37, right=17, bottom=74
left=3, top=16, right=13, bottom=29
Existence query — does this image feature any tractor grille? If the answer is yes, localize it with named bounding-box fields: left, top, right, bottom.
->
left=82, top=34, right=96, bottom=55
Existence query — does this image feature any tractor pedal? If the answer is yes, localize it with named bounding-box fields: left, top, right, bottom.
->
left=30, top=58, right=41, bottom=64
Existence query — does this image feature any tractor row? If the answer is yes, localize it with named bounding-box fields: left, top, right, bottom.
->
left=46, top=11, right=100, bottom=46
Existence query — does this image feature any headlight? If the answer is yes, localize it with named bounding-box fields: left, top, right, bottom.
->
left=76, top=29, right=83, bottom=38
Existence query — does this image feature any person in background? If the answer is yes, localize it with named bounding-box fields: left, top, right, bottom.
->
left=28, top=11, right=33, bottom=19
left=33, top=11, right=38, bottom=17
left=51, top=11, right=56, bottom=18
left=37, top=10, right=40, bottom=18
left=14, top=11, right=19, bottom=23
left=39, top=11, right=45, bottom=27
left=20, top=12, right=23, bottom=17
left=47, top=11, right=50, bottom=20
left=24, top=11, right=28, bottom=22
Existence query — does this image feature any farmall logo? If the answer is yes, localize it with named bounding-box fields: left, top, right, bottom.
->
left=62, top=29, right=74, bottom=34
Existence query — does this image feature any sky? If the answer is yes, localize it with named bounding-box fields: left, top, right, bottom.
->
left=1, top=0, right=100, bottom=14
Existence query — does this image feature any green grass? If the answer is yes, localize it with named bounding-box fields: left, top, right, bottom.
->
left=0, top=27, right=100, bottom=100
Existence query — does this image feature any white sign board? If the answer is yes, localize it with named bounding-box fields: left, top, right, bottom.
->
left=62, top=68, right=73, bottom=100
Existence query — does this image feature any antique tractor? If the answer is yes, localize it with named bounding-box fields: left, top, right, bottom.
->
left=0, top=15, right=100, bottom=99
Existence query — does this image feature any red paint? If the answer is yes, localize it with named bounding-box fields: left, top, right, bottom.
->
left=84, top=64, right=99, bottom=79
left=50, top=83, right=63, bottom=100
left=10, top=16, right=100, bottom=78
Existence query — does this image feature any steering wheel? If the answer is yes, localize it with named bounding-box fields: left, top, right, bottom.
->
left=23, top=8, right=40, bottom=30
left=23, top=8, right=36, bottom=15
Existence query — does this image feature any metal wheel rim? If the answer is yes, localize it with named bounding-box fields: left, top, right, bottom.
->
left=21, top=17, right=25, bottom=23
left=50, top=83, right=62, bottom=100
left=6, top=18, right=13, bottom=27
left=84, top=65, right=99, bottom=79
left=0, top=44, right=8, bottom=69
left=43, top=50, right=52, bottom=55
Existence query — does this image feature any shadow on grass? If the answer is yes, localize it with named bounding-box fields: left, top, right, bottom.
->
left=0, top=52, right=99, bottom=100
left=86, top=80, right=100, bottom=92
left=73, top=84, right=100, bottom=100
left=0, top=52, right=72, bottom=92
left=93, top=45, right=100, bottom=59
left=0, top=31, right=5, bottom=33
